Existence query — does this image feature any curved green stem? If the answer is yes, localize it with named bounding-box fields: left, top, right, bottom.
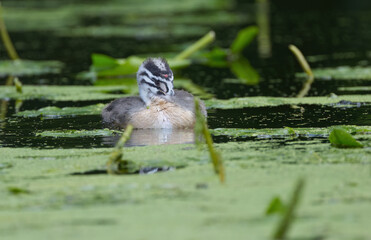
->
left=0, top=3, right=20, bottom=60
left=289, top=45, right=314, bottom=98
left=175, top=31, right=215, bottom=60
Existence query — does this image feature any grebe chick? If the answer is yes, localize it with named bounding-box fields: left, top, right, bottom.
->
left=102, top=58, right=207, bottom=129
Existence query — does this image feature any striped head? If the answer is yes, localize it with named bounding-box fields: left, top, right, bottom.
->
left=137, top=58, right=174, bottom=106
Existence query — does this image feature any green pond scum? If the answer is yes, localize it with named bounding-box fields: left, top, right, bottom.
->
left=0, top=140, right=370, bottom=239
left=1, top=0, right=371, bottom=239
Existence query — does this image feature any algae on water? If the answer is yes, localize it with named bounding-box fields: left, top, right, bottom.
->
left=205, top=95, right=371, bottom=109
left=36, top=129, right=121, bottom=138
left=296, top=66, right=371, bottom=81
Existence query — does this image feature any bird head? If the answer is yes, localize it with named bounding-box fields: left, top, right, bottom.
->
left=137, top=58, right=174, bottom=106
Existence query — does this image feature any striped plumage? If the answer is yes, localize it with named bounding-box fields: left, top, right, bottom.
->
left=137, top=58, right=174, bottom=105
left=102, top=58, right=207, bottom=129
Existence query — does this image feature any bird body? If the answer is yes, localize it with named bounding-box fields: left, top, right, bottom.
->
left=102, top=58, right=206, bottom=129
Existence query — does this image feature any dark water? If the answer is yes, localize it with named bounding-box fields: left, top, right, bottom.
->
left=0, top=0, right=370, bottom=148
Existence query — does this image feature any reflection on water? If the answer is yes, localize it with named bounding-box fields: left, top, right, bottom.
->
left=102, top=128, right=195, bottom=147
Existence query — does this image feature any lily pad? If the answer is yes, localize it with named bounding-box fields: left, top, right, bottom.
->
left=15, top=104, right=106, bottom=118
left=296, top=66, right=371, bottom=80
left=329, top=128, right=364, bottom=148
left=36, top=129, right=121, bottom=138
left=0, top=60, right=64, bottom=77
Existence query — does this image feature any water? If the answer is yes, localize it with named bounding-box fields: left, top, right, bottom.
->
left=0, top=0, right=370, bottom=148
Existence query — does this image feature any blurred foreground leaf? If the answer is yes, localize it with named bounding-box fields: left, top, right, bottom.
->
left=272, top=178, right=305, bottom=240
left=194, top=98, right=225, bottom=183
left=107, top=125, right=134, bottom=174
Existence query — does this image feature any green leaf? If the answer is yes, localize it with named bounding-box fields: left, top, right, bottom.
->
left=91, top=53, right=118, bottom=70
left=202, top=47, right=229, bottom=67
left=272, top=178, right=305, bottom=240
left=229, top=56, right=260, bottom=85
left=329, top=128, right=364, bottom=148
left=265, top=197, right=286, bottom=216
left=283, top=127, right=297, bottom=136
left=230, top=26, right=258, bottom=54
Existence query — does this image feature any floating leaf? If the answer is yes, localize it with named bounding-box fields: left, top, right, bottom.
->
left=230, top=26, right=258, bottom=54
left=329, top=128, right=364, bottom=148
left=0, top=60, right=64, bottom=77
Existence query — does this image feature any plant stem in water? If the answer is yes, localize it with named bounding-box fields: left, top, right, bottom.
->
left=107, top=125, right=133, bottom=174
left=194, top=98, right=225, bottom=183
left=0, top=3, right=20, bottom=60
left=289, top=45, right=314, bottom=98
